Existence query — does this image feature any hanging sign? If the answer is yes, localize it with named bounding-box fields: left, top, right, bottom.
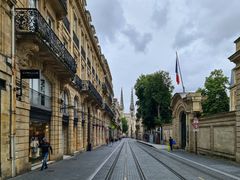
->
left=20, top=69, right=40, bottom=79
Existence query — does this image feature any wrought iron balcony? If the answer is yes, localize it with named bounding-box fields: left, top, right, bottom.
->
left=104, top=102, right=115, bottom=118
left=63, top=16, right=70, bottom=32
left=81, top=46, right=86, bottom=60
left=72, top=75, right=82, bottom=91
left=29, top=88, right=51, bottom=109
left=15, top=9, right=76, bottom=77
left=82, top=80, right=102, bottom=107
left=73, top=31, right=79, bottom=48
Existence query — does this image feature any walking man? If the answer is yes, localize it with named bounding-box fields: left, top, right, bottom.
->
left=39, top=137, right=53, bottom=171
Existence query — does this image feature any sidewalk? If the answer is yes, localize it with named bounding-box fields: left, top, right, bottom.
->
left=11, top=141, right=122, bottom=180
left=137, top=140, right=240, bottom=178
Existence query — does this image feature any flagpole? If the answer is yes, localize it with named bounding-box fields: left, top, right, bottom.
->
left=176, top=52, right=185, bottom=93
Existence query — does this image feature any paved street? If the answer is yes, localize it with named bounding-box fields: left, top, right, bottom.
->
left=11, top=138, right=240, bottom=180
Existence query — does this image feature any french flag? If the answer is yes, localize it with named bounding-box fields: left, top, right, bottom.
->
left=175, top=52, right=180, bottom=85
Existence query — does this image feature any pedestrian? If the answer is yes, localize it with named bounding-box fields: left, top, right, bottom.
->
left=39, top=137, right=53, bottom=171
left=106, top=137, right=109, bottom=146
left=169, top=136, right=173, bottom=151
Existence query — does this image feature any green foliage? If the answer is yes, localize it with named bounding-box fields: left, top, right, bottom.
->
left=121, top=117, right=128, bottom=133
left=199, top=69, right=229, bottom=115
left=134, top=71, right=174, bottom=130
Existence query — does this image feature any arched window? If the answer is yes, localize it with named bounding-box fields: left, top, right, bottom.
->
left=74, top=97, right=78, bottom=119
left=62, top=91, right=69, bottom=115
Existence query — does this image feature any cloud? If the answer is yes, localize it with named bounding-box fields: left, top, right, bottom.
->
left=173, top=0, right=240, bottom=49
left=122, top=25, right=153, bottom=52
left=151, top=0, right=169, bottom=29
left=86, top=0, right=126, bottom=43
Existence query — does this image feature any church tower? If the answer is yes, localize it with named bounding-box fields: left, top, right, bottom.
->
left=120, top=88, right=124, bottom=115
left=130, top=88, right=135, bottom=117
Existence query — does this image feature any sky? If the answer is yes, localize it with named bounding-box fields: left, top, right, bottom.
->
left=87, top=0, right=239, bottom=113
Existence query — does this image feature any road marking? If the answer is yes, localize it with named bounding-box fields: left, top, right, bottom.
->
left=88, top=141, right=123, bottom=180
left=165, top=151, right=240, bottom=180
left=198, top=177, right=205, bottom=180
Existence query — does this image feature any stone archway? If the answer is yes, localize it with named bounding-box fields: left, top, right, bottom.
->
left=171, top=93, right=202, bottom=152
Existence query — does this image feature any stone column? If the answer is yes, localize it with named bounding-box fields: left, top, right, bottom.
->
left=50, top=83, right=63, bottom=160
left=83, top=111, right=87, bottom=150
left=68, top=108, right=74, bottom=155
left=77, top=111, right=81, bottom=151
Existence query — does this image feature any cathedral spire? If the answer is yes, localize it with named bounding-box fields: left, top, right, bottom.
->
left=130, top=88, right=135, bottom=112
left=120, top=88, right=124, bottom=111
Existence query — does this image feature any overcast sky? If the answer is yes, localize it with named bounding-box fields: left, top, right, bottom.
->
left=87, top=0, right=239, bottom=113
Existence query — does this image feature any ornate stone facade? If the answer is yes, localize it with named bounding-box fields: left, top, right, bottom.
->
left=0, top=0, right=116, bottom=178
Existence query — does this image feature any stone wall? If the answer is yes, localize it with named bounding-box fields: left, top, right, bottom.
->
left=162, top=124, right=173, bottom=144
left=198, top=111, right=236, bottom=160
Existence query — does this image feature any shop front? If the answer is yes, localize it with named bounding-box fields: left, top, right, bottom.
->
left=29, top=107, right=51, bottom=164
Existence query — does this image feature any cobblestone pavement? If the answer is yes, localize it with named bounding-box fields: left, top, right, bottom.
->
left=11, top=139, right=240, bottom=180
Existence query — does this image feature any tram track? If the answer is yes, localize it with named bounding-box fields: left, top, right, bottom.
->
left=135, top=142, right=186, bottom=180
left=136, top=141, right=235, bottom=180
left=128, top=141, right=147, bottom=180
left=104, top=142, right=125, bottom=180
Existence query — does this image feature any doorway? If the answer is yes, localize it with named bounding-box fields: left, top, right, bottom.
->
left=180, top=112, right=186, bottom=149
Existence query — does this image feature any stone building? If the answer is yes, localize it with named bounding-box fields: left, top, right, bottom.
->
left=228, top=36, right=240, bottom=162
left=0, top=0, right=116, bottom=178
left=120, top=88, right=136, bottom=138
left=170, top=37, right=240, bottom=162
left=112, top=98, right=122, bottom=140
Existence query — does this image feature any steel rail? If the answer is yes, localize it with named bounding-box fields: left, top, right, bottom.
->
left=105, top=142, right=125, bottom=180
left=128, top=141, right=147, bottom=180
left=136, top=142, right=186, bottom=180
left=138, top=142, right=229, bottom=180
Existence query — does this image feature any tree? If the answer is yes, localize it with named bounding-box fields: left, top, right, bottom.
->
left=134, top=71, right=174, bottom=130
left=198, top=69, right=229, bottom=115
left=121, top=117, right=128, bottom=133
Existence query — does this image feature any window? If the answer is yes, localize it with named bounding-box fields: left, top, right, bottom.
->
left=29, top=0, right=37, bottom=8
left=61, top=91, right=69, bottom=115
left=29, top=75, right=51, bottom=108
left=73, top=14, right=78, bottom=33
left=74, top=98, right=78, bottom=119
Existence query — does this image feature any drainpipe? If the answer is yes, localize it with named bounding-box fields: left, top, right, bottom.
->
left=10, top=4, right=16, bottom=177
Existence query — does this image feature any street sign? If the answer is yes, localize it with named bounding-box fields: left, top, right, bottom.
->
left=192, top=117, right=199, bottom=132
left=20, top=69, right=40, bottom=79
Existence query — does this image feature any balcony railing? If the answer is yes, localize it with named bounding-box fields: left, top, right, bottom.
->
left=104, top=102, right=115, bottom=118
left=63, top=16, right=70, bottom=32
left=82, top=80, right=102, bottom=107
left=81, top=46, right=86, bottom=60
left=15, top=9, right=76, bottom=76
left=72, top=75, right=82, bottom=91
left=29, top=88, right=51, bottom=109
left=73, top=31, right=79, bottom=48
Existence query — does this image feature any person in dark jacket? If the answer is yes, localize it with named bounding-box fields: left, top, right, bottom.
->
left=169, top=137, right=173, bottom=151
left=39, top=138, right=53, bottom=170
